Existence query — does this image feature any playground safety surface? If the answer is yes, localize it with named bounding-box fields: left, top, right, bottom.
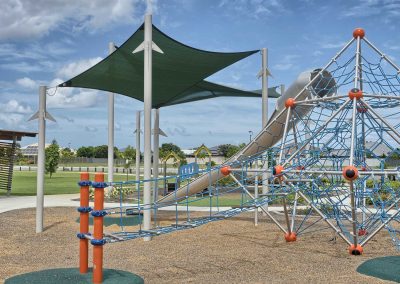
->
left=0, top=207, right=397, bottom=283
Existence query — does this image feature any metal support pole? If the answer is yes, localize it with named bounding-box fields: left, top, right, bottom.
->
left=230, top=174, right=287, bottom=233
left=261, top=48, right=269, bottom=209
left=153, top=109, right=160, bottom=204
left=254, top=159, right=258, bottom=226
left=36, top=85, right=46, bottom=233
left=349, top=181, right=358, bottom=246
left=297, top=190, right=352, bottom=246
left=143, top=14, right=153, bottom=241
left=135, top=111, right=141, bottom=192
left=107, top=42, right=116, bottom=193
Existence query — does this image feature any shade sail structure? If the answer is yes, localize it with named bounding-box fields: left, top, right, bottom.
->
left=59, top=24, right=266, bottom=108
left=167, top=81, right=280, bottom=106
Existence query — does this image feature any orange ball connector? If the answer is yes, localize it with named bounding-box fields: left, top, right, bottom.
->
left=284, top=232, right=297, bottom=242
left=342, top=166, right=359, bottom=181
left=79, top=172, right=90, bottom=274
left=348, top=88, right=363, bottom=100
left=221, top=166, right=232, bottom=176
left=273, top=165, right=284, bottom=176
left=348, top=244, right=363, bottom=255
left=353, top=28, right=365, bottom=39
left=285, top=98, right=296, bottom=108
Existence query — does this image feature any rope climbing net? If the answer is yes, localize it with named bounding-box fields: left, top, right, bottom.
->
left=78, top=29, right=400, bottom=257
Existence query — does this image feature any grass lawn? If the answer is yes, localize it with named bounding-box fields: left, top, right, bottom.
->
left=4, top=172, right=245, bottom=207
left=3, top=171, right=133, bottom=196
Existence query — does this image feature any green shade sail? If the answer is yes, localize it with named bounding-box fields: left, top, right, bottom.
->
left=59, top=24, right=278, bottom=108
left=167, top=81, right=280, bottom=106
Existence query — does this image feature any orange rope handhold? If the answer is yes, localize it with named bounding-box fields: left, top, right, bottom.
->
left=348, top=244, right=363, bottom=255
left=220, top=166, right=232, bottom=176
left=353, top=28, right=365, bottom=39
left=342, top=166, right=359, bottom=181
left=284, top=232, right=297, bottom=242
left=348, top=88, right=363, bottom=100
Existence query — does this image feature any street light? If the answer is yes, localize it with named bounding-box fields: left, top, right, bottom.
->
left=248, top=130, right=253, bottom=142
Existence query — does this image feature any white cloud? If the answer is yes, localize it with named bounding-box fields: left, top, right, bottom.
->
left=16, top=77, right=36, bottom=89
left=45, top=78, right=102, bottom=109
left=320, top=42, right=347, bottom=49
left=0, top=0, right=140, bottom=41
left=218, top=0, right=285, bottom=19
left=273, top=54, right=299, bottom=71
left=0, top=99, right=32, bottom=114
left=274, top=63, right=293, bottom=71
left=0, top=113, right=26, bottom=127
left=57, top=57, right=102, bottom=79
left=85, top=126, right=98, bottom=133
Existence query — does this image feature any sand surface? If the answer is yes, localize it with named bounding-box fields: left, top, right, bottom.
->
left=0, top=207, right=397, bottom=283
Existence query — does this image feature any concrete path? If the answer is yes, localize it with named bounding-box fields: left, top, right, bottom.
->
left=0, top=194, right=233, bottom=214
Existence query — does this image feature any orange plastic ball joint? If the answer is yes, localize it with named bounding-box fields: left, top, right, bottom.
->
left=273, top=165, right=284, bottom=176
left=353, top=28, right=365, bottom=39
left=220, top=166, right=232, bottom=176
left=348, top=244, right=363, bottom=255
left=284, top=232, right=297, bottom=242
left=285, top=98, right=296, bottom=109
left=348, top=88, right=363, bottom=100
left=342, top=166, right=359, bottom=181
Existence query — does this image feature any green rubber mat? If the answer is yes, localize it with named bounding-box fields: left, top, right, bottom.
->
left=357, top=256, right=400, bottom=283
left=76, top=215, right=142, bottom=227
left=5, top=268, right=144, bottom=284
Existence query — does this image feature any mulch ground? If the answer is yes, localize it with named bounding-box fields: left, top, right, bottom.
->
left=0, top=207, right=397, bottom=283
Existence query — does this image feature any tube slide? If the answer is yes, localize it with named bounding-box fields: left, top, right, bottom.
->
left=159, top=69, right=336, bottom=204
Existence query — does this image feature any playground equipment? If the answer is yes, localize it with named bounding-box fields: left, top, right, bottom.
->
left=77, top=28, right=400, bottom=282
left=161, top=152, right=182, bottom=195
left=0, top=130, right=37, bottom=195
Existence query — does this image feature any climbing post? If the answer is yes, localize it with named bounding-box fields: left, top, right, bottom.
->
left=92, top=173, right=106, bottom=283
left=78, top=172, right=91, bottom=273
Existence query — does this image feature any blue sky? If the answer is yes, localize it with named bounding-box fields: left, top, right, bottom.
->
left=1, top=0, right=400, bottom=150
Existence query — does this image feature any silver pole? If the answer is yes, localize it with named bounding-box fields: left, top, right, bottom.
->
left=297, top=190, right=352, bottom=246
left=153, top=108, right=160, bottom=204
left=230, top=174, right=287, bottom=233
left=36, top=86, right=46, bottom=233
left=261, top=48, right=269, bottom=208
left=349, top=181, right=358, bottom=246
left=135, top=111, right=141, bottom=192
left=143, top=14, right=153, bottom=241
left=254, top=159, right=258, bottom=226
left=278, top=107, right=291, bottom=164
left=363, top=37, right=400, bottom=73
left=349, top=98, right=357, bottom=165
left=107, top=42, right=116, bottom=191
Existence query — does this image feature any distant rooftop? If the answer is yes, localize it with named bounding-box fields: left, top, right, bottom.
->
left=0, top=129, right=37, bottom=141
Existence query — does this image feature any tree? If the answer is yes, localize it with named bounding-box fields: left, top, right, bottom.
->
left=76, top=146, right=94, bottom=158
left=122, top=146, right=136, bottom=161
left=159, top=143, right=187, bottom=164
left=218, top=144, right=242, bottom=158
left=45, top=139, right=60, bottom=178
left=61, top=147, right=74, bottom=159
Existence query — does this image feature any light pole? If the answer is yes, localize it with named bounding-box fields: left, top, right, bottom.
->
left=248, top=130, right=253, bottom=142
